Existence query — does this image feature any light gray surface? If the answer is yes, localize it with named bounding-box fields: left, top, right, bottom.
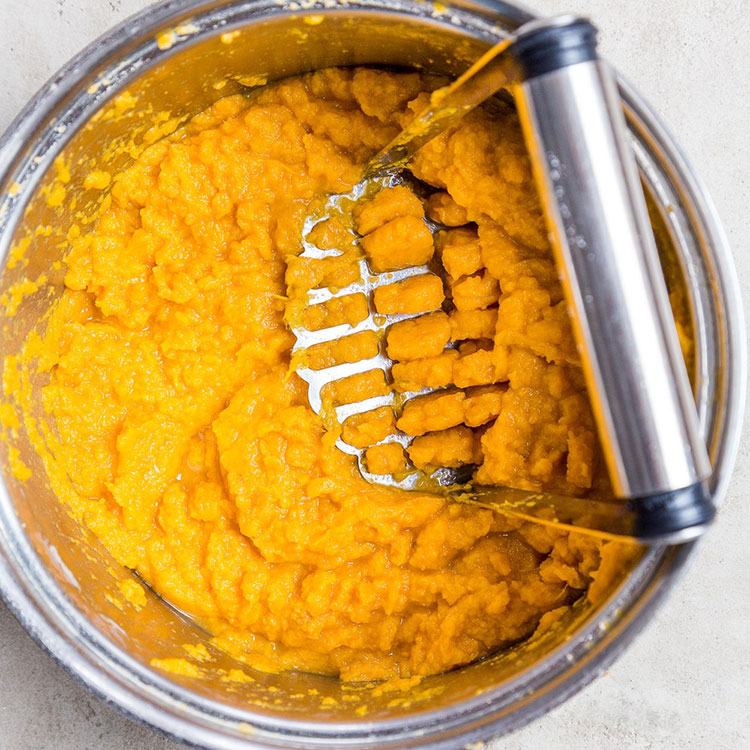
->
left=0, top=0, right=748, bottom=748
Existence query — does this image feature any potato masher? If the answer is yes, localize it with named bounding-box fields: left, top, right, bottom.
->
left=289, top=16, right=714, bottom=544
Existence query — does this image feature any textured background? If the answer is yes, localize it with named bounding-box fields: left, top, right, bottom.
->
left=0, top=1, right=748, bottom=748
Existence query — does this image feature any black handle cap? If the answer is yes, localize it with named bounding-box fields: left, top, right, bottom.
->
left=512, top=17, right=599, bottom=80
left=630, top=481, right=715, bottom=542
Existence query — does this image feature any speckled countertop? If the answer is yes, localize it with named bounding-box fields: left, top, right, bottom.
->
left=0, top=0, right=748, bottom=748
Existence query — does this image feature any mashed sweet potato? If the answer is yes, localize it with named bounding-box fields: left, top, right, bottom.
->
left=23, top=68, right=635, bottom=682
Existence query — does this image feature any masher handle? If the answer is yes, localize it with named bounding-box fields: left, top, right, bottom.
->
left=511, top=17, right=713, bottom=541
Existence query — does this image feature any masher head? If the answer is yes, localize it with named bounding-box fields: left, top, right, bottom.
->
left=287, top=172, right=482, bottom=490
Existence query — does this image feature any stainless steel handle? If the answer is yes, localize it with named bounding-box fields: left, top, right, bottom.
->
left=508, top=19, right=713, bottom=539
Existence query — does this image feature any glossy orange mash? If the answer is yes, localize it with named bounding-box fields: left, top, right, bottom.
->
left=34, top=68, right=632, bottom=681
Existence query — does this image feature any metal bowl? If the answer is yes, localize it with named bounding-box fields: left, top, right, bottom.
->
left=0, top=1, right=744, bottom=747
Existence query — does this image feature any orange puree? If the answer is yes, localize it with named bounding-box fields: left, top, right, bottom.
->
left=25, top=68, right=634, bottom=682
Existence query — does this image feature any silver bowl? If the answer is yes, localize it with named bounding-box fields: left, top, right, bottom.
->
left=0, top=1, right=744, bottom=748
